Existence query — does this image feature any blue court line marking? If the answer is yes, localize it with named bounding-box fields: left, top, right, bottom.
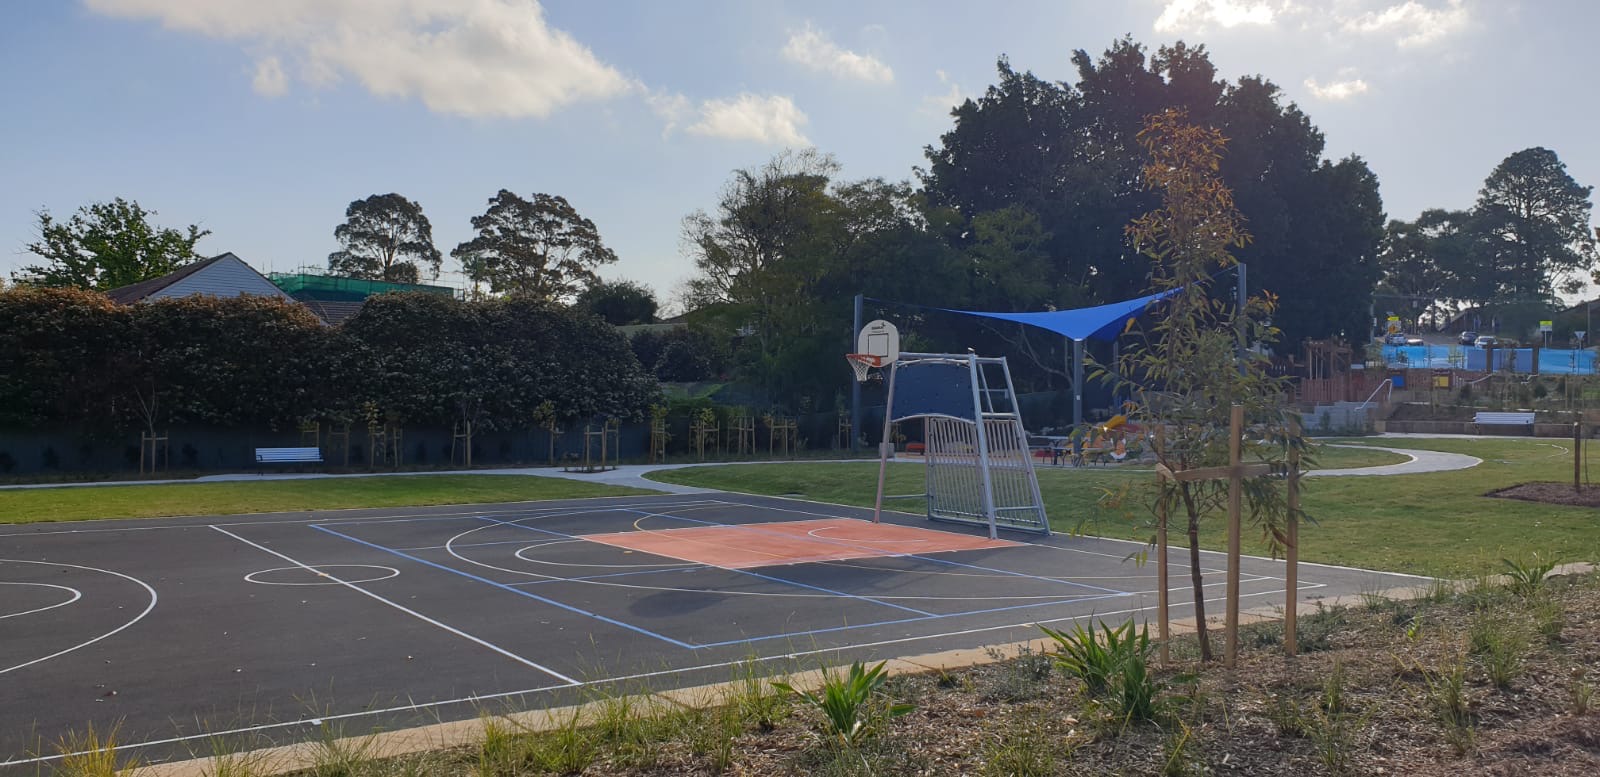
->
left=309, top=523, right=698, bottom=650
left=632, top=509, right=1128, bottom=596
left=693, top=591, right=1131, bottom=648
left=475, top=515, right=937, bottom=617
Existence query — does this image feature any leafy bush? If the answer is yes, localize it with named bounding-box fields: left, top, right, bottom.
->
left=772, top=661, right=913, bottom=745
left=1042, top=619, right=1161, bottom=721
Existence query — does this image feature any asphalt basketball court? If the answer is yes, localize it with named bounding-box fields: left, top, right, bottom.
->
left=1, top=490, right=1422, bottom=769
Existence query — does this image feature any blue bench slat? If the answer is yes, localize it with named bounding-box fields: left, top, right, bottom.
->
left=1474, top=412, right=1534, bottom=425
left=255, top=447, right=322, bottom=463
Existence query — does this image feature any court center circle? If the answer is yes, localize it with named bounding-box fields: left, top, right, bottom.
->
left=244, top=565, right=399, bottom=586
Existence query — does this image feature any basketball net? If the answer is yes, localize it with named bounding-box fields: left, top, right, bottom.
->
left=846, top=353, right=884, bottom=382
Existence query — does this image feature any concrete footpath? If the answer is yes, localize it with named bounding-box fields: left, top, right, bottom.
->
left=0, top=438, right=1488, bottom=494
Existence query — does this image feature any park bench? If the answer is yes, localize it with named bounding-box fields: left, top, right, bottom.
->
left=254, top=446, right=323, bottom=469
left=1473, top=411, right=1535, bottom=434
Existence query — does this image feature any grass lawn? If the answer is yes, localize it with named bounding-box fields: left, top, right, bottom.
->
left=0, top=475, right=655, bottom=524
left=650, top=437, right=1600, bottom=576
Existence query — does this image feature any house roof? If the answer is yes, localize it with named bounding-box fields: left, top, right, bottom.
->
left=297, top=299, right=366, bottom=326
left=104, top=253, right=230, bottom=303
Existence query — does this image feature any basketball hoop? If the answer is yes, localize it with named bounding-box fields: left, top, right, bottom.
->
left=846, top=353, right=885, bottom=382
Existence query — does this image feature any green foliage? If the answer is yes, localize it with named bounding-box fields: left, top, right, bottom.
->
left=979, top=644, right=1054, bottom=703
left=1468, top=608, right=1528, bottom=689
left=54, top=722, right=133, bottom=777
left=453, top=189, right=617, bottom=302
left=922, top=43, right=1383, bottom=345
left=1111, top=107, right=1307, bottom=660
left=772, top=660, right=913, bottom=745
left=127, top=294, right=332, bottom=431
left=0, top=287, right=128, bottom=429
left=328, top=193, right=442, bottom=283
left=576, top=279, right=658, bottom=325
left=1502, top=553, right=1558, bottom=597
left=1041, top=619, right=1161, bottom=721
left=1417, top=655, right=1474, bottom=755
left=17, top=198, right=209, bottom=290
left=1305, top=662, right=1366, bottom=776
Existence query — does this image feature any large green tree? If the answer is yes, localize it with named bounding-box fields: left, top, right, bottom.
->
left=328, top=193, right=443, bottom=284
left=920, top=40, right=1385, bottom=347
left=453, top=190, right=618, bottom=301
left=17, top=198, right=209, bottom=290
left=1472, top=147, right=1596, bottom=300
left=576, top=279, right=658, bottom=325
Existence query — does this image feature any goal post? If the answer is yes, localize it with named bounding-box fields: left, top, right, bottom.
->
left=866, top=351, right=1050, bottom=538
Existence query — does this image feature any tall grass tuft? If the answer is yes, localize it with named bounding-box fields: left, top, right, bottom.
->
left=1418, top=655, right=1474, bottom=755
left=306, top=722, right=380, bottom=777
left=1502, top=553, right=1558, bottom=597
left=56, top=722, right=136, bottom=777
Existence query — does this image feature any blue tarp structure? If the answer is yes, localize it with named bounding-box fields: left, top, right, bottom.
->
left=933, top=289, right=1178, bottom=343
left=857, top=287, right=1185, bottom=432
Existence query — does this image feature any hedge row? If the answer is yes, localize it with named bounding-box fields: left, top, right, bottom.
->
left=0, top=288, right=658, bottom=434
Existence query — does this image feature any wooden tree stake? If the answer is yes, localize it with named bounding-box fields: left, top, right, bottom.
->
left=1285, top=418, right=1301, bottom=657
left=1225, top=404, right=1243, bottom=669
left=1156, top=428, right=1170, bottom=666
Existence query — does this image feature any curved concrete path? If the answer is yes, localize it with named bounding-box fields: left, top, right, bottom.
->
left=1308, top=443, right=1481, bottom=477
left=0, top=439, right=1485, bottom=494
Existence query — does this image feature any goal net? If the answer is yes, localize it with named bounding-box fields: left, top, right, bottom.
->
left=872, top=353, right=1049, bottom=536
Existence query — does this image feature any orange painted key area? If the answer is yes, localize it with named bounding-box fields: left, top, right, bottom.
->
left=582, top=518, right=1017, bottom=569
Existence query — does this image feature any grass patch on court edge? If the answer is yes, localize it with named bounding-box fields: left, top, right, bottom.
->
left=649, top=437, right=1600, bottom=576
left=0, top=475, right=657, bottom=524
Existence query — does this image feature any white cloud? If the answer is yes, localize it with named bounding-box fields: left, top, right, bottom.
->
left=1304, top=75, right=1370, bottom=100
left=1153, top=0, right=1470, bottom=47
left=921, top=70, right=966, bottom=115
left=84, top=0, right=632, bottom=118
left=782, top=24, right=893, bottom=84
left=1343, top=0, right=1469, bottom=47
left=251, top=56, right=287, bottom=97
left=686, top=94, right=809, bottom=146
left=645, top=90, right=694, bottom=140
left=1154, top=0, right=1280, bottom=33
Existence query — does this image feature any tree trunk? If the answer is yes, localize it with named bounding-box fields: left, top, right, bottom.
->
left=1182, top=486, right=1212, bottom=662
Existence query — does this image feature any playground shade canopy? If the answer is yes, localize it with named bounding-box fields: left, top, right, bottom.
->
left=931, top=290, right=1178, bottom=342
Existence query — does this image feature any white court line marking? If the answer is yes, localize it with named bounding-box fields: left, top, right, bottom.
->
left=0, top=581, right=82, bottom=620
left=243, top=565, right=400, bottom=587
left=209, top=526, right=578, bottom=686
left=5, top=583, right=1310, bottom=768
left=807, top=527, right=930, bottom=544
left=0, top=560, right=158, bottom=676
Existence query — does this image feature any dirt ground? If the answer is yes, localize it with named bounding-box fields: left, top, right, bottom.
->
left=1489, top=481, right=1600, bottom=508
left=280, top=569, right=1600, bottom=776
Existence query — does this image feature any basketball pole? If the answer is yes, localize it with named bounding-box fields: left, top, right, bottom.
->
left=872, top=361, right=898, bottom=525
left=852, top=293, right=863, bottom=455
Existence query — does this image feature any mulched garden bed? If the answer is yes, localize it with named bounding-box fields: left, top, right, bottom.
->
left=273, top=568, right=1600, bottom=777
left=1488, top=481, right=1600, bottom=508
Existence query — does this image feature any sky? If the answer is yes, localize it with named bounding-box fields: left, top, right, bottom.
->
left=3, top=0, right=1597, bottom=309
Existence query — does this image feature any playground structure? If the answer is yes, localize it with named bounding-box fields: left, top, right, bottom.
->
left=850, top=320, right=1050, bottom=538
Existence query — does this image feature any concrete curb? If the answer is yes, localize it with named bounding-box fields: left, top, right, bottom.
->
left=137, top=561, right=1594, bottom=776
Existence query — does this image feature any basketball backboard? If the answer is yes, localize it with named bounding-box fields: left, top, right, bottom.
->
left=857, top=319, right=900, bottom=365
